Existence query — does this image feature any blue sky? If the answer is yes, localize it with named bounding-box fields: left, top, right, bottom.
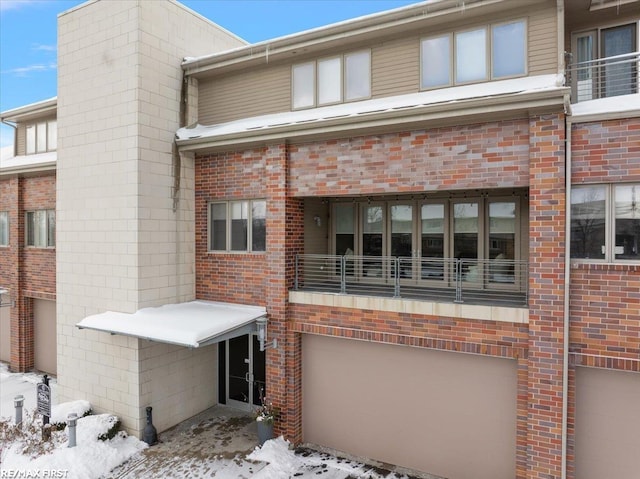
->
left=0, top=0, right=419, bottom=150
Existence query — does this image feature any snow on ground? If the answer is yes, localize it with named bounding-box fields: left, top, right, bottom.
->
left=0, top=363, right=57, bottom=420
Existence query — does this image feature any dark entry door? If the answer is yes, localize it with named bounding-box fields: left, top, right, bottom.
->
left=226, top=334, right=266, bottom=410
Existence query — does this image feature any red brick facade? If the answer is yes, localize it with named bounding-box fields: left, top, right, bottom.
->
left=194, top=113, right=638, bottom=478
left=0, top=173, right=56, bottom=372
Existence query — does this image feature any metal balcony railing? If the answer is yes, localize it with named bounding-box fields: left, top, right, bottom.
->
left=294, top=254, right=529, bottom=307
left=567, top=51, right=639, bottom=103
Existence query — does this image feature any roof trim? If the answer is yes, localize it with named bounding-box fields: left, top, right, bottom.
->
left=182, top=0, right=519, bottom=76
left=76, top=300, right=267, bottom=348
left=0, top=97, right=57, bottom=122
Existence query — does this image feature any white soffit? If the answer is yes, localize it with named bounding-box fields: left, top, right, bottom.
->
left=76, top=301, right=267, bottom=348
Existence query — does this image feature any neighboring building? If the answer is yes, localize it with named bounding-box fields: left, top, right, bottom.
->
left=1, top=1, right=638, bottom=479
left=0, top=98, right=58, bottom=375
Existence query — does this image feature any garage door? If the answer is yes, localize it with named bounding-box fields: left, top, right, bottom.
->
left=575, top=367, right=640, bottom=479
left=302, top=334, right=517, bottom=479
left=34, top=299, right=56, bottom=375
left=0, top=306, right=9, bottom=363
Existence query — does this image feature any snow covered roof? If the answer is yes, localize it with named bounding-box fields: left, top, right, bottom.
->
left=76, top=301, right=267, bottom=348
left=0, top=150, right=56, bottom=174
left=176, top=74, right=566, bottom=146
left=570, top=94, right=640, bottom=122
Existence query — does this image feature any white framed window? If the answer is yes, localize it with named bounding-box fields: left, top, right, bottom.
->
left=571, top=183, right=640, bottom=262
left=456, top=28, right=488, bottom=83
left=344, top=50, right=371, bottom=101
left=208, top=200, right=266, bottom=252
left=421, top=19, right=527, bottom=90
left=0, top=211, right=8, bottom=246
left=492, top=20, right=527, bottom=78
left=421, top=34, right=452, bottom=89
left=292, top=62, right=315, bottom=109
left=25, top=210, right=55, bottom=248
left=25, top=119, right=57, bottom=155
left=292, top=50, right=371, bottom=109
left=318, top=57, right=342, bottom=105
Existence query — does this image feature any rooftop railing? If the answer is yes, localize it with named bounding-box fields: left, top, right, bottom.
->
left=567, top=51, right=639, bottom=103
left=294, top=254, right=529, bottom=307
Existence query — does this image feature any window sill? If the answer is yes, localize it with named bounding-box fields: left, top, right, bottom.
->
left=571, top=261, right=640, bottom=272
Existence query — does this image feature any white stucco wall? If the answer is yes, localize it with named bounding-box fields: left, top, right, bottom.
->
left=56, top=0, right=244, bottom=435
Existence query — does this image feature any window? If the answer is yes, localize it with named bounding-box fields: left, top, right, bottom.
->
left=208, top=200, right=266, bottom=252
left=318, top=57, right=341, bottom=104
left=344, top=51, right=371, bottom=101
left=571, top=184, right=640, bottom=261
left=292, top=50, right=371, bottom=109
left=571, top=23, right=637, bottom=101
left=0, top=212, right=8, bottom=246
left=456, top=28, right=488, bottom=83
left=421, top=19, right=526, bottom=89
left=25, top=119, right=56, bottom=155
left=331, top=194, right=523, bottom=284
left=25, top=210, right=55, bottom=247
left=421, top=35, right=451, bottom=89
left=292, top=62, right=315, bottom=109
left=492, top=21, right=526, bottom=78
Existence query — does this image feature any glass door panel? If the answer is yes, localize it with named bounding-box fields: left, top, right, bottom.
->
left=572, top=31, right=596, bottom=101
left=420, top=203, right=445, bottom=281
left=227, top=335, right=250, bottom=409
left=601, top=24, right=637, bottom=98
left=488, top=201, right=516, bottom=285
left=335, top=203, right=355, bottom=277
left=390, top=204, right=413, bottom=279
left=251, top=335, right=266, bottom=407
left=362, top=204, right=384, bottom=278
left=453, top=202, right=479, bottom=284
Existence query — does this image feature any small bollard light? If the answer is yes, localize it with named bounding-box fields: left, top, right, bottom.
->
left=67, top=413, right=78, bottom=448
left=14, top=395, right=24, bottom=426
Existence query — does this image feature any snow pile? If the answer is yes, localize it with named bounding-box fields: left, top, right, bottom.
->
left=51, top=400, right=91, bottom=425
left=248, top=436, right=412, bottom=479
left=1, top=411, right=147, bottom=479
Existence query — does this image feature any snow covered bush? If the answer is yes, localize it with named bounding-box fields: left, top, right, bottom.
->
left=50, top=399, right=92, bottom=431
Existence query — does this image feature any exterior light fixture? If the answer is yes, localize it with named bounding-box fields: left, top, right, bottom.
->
left=256, top=316, right=277, bottom=351
left=0, top=288, right=13, bottom=308
left=313, top=215, right=322, bottom=227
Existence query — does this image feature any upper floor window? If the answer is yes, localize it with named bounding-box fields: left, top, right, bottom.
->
left=571, top=23, right=637, bottom=102
left=421, top=19, right=527, bottom=89
left=571, top=183, right=640, bottom=262
left=209, top=200, right=266, bottom=252
left=25, top=210, right=55, bottom=248
left=0, top=212, right=8, bottom=246
left=292, top=50, right=371, bottom=109
left=26, top=119, right=56, bottom=155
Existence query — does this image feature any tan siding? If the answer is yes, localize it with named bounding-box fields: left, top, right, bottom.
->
left=528, top=6, right=558, bottom=75
left=198, top=65, right=290, bottom=125
left=372, top=37, right=419, bottom=97
left=196, top=2, right=558, bottom=125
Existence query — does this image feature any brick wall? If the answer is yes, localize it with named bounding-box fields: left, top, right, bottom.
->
left=0, top=173, right=56, bottom=372
left=288, top=119, right=530, bottom=197
left=526, top=113, right=566, bottom=479
left=195, top=148, right=269, bottom=304
left=568, top=117, right=640, bottom=369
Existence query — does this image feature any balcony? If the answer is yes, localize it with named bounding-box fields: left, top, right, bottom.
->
left=567, top=51, right=639, bottom=103
left=294, top=254, right=529, bottom=308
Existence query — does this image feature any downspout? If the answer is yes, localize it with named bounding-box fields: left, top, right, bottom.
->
left=557, top=1, right=569, bottom=479
left=0, top=119, right=18, bottom=157
left=562, top=113, right=571, bottom=479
